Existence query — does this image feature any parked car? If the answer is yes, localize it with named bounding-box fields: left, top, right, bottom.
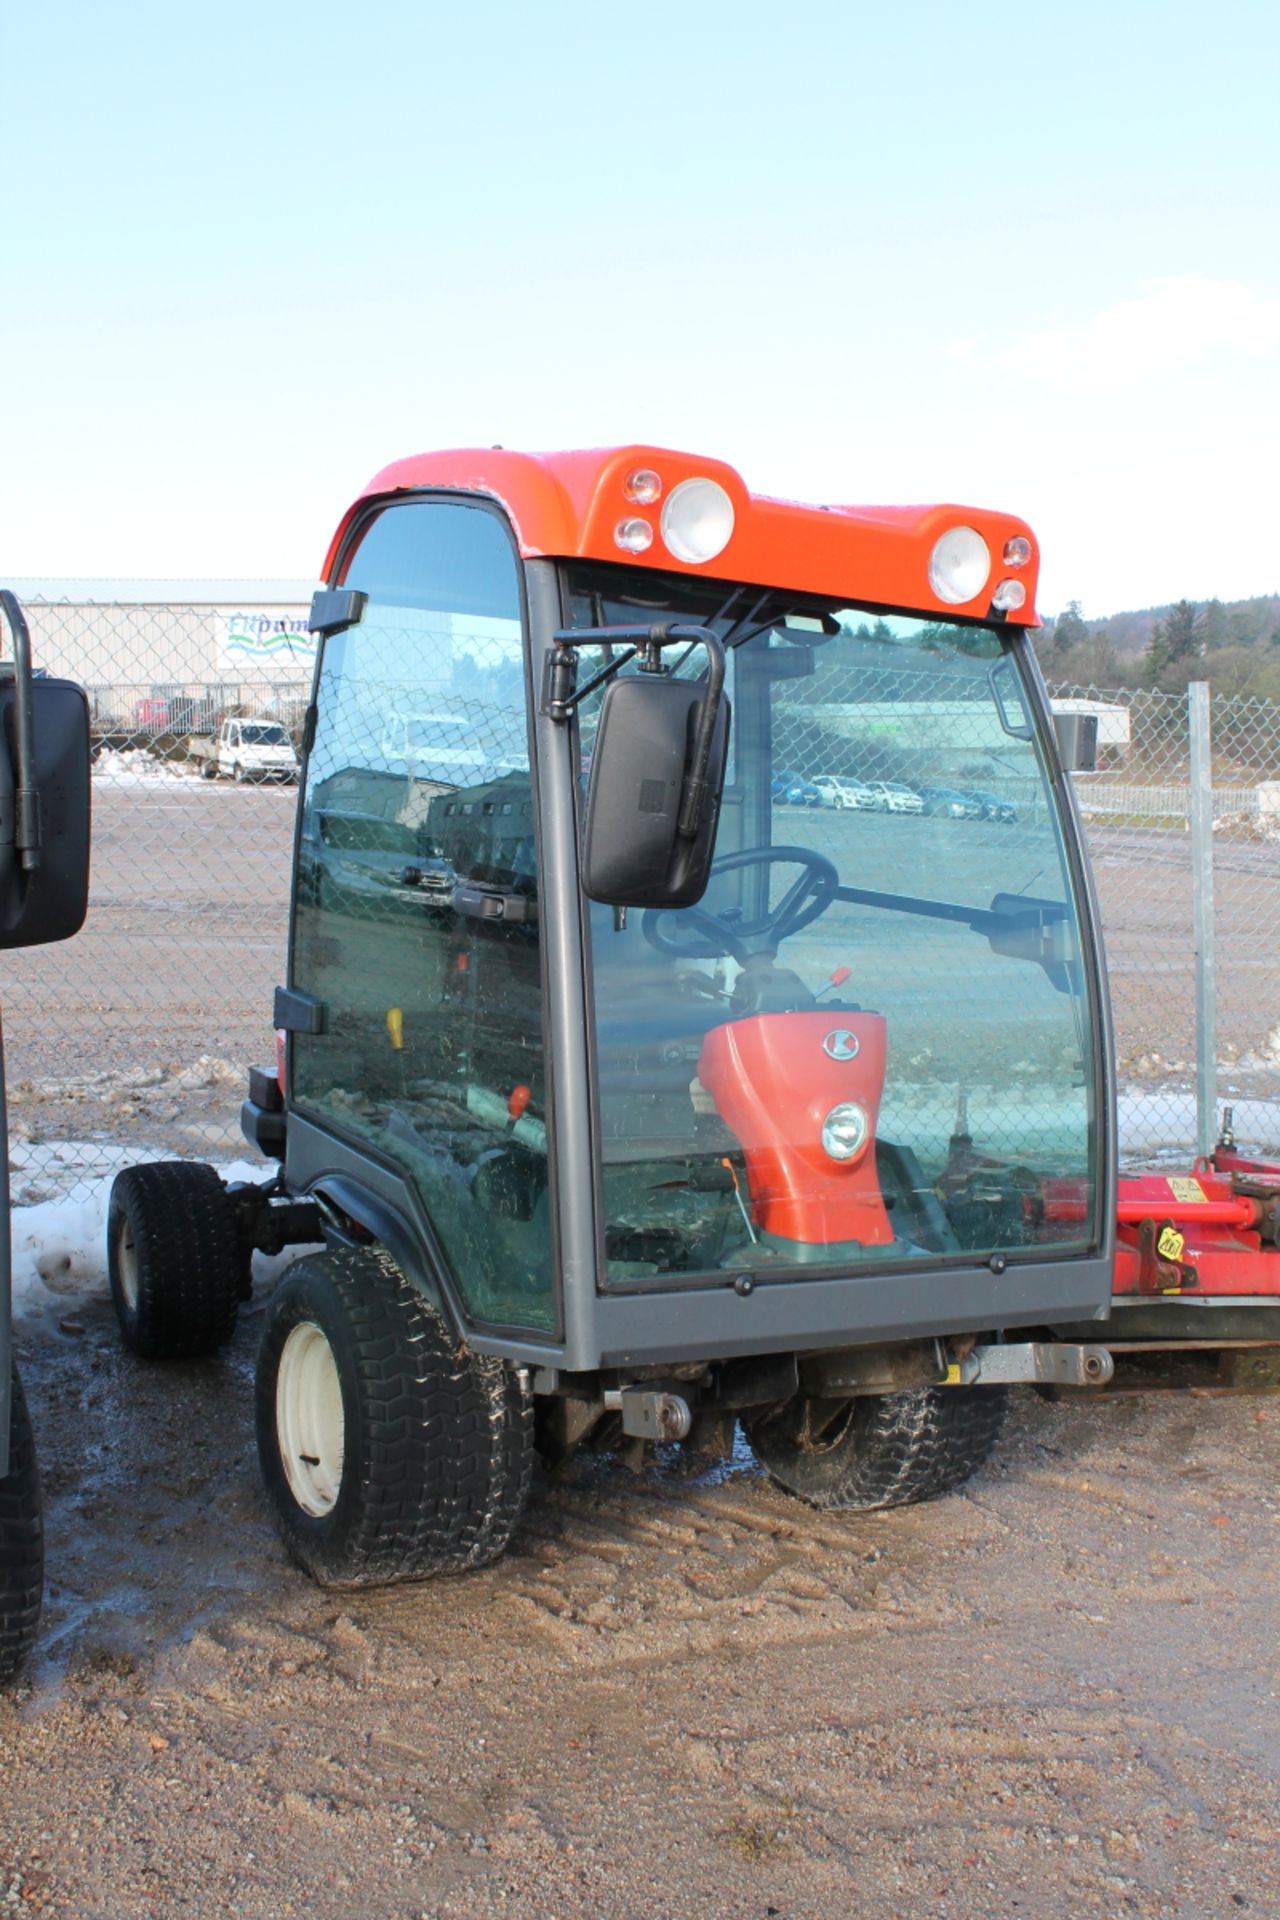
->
left=919, top=786, right=985, bottom=819
left=812, top=774, right=876, bottom=810
left=962, top=788, right=1019, bottom=824
left=772, top=771, right=822, bottom=807
left=863, top=780, right=924, bottom=814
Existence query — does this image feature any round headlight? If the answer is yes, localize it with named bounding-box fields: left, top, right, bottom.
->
left=991, top=577, right=1027, bottom=612
left=614, top=517, right=654, bottom=554
left=821, top=1101, right=871, bottom=1162
left=660, top=477, right=735, bottom=565
left=1003, top=535, right=1032, bottom=569
left=928, top=526, right=991, bottom=605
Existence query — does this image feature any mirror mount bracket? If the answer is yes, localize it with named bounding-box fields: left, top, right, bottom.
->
left=546, top=624, right=726, bottom=838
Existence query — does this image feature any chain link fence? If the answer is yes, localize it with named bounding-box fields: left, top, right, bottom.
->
left=1058, top=683, right=1280, bottom=1160
left=6, top=593, right=1280, bottom=1201
left=6, top=592, right=309, bottom=1202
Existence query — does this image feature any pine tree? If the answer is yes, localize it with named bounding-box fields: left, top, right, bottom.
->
left=1053, top=600, right=1089, bottom=655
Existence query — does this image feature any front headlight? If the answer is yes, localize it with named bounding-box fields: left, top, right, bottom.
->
left=821, top=1101, right=870, bottom=1162
left=928, top=525, right=991, bottom=605
left=660, top=477, right=735, bottom=565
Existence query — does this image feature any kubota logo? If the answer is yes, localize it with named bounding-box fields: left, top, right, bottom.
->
left=822, top=1029, right=860, bottom=1061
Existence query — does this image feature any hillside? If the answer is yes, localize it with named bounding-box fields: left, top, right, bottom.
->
left=1036, top=592, right=1280, bottom=695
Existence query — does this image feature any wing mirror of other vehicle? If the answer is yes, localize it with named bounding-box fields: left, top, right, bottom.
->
left=555, top=624, right=729, bottom=910
left=0, top=591, right=91, bottom=948
left=1052, top=710, right=1099, bottom=773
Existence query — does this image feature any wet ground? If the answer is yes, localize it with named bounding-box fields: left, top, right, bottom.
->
left=1, top=1285, right=1277, bottom=1919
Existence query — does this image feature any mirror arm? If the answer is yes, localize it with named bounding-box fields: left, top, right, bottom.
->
left=0, top=590, right=41, bottom=869
left=548, top=623, right=726, bottom=835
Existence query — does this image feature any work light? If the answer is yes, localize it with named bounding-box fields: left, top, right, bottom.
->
left=928, top=526, right=990, bottom=605
left=660, top=478, right=735, bottom=565
left=992, top=578, right=1027, bottom=612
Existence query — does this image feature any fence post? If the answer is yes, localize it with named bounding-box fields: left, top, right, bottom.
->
left=1189, top=681, right=1217, bottom=1157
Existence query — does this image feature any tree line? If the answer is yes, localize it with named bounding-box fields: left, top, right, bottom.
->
left=1036, top=594, right=1280, bottom=698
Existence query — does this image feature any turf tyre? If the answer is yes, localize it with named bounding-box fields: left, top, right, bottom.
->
left=0, top=1366, right=43, bottom=1685
left=255, top=1247, right=533, bottom=1589
left=744, top=1385, right=1007, bottom=1512
left=108, top=1161, right=241, bottom=1360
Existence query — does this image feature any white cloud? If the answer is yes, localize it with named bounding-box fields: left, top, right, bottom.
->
left=950, top=277, right=1280, bottom=391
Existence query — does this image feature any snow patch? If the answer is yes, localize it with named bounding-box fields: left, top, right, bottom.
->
left=91, top=747, right=200, bottom=788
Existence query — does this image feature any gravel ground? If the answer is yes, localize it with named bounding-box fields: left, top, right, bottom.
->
left=1, top=1292, right=1277, bottom=1920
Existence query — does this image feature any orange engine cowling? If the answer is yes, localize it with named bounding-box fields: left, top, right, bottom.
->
left=697, top=1010, right=893, bottom=1246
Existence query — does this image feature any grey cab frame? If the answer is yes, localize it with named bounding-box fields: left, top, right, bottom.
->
left=280, top=495, right=1117, bottom=1374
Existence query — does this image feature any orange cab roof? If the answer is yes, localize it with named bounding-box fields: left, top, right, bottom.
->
left=324, top=445, right=1041, bottom=627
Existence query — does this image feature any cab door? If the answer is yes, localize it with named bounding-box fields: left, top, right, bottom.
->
left=289, top=497, right=556, bottom=1334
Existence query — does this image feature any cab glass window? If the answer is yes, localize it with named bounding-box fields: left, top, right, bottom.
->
left=568, top=567, right=1099, bottom=1287
left=292, top=500, right=554, bottom=1332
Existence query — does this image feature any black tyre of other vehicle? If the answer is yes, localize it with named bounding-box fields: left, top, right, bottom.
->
left=108, top=1162, right=242, bottom=1360
left=744, top=1385, right=1007, bottom=1511
left=256, top=1247, right=533, bottom=1589
left=0, top=1366, right=43, bottom=1686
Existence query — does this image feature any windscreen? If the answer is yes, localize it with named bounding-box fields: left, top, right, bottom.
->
left=567, top=565, right=1100, bottom=1286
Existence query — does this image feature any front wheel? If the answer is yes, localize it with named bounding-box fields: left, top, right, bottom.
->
left=743, top=1385, right=1007, bottom=1512
left=0, top=1366, right=43, bottom=1685
left=255, top=1248, right=533, bottom=1588
left=108, top=1161, right=243, bottom=1359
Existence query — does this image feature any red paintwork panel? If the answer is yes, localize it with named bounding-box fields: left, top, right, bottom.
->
left=697, top=1010, right=893, bottom=1246
left=1036, top=1167, right=1280, bottom=1298
left=322, top=445, right=1041, bottom=627
left=1113, top=1230, right=1280, bottom=1298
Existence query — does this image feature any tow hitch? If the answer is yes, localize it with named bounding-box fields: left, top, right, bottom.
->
left=948, top=1342, right=1115, bottom=1388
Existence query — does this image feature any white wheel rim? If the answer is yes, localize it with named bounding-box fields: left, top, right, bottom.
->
left=276, top=1322, right=345, bottom=1516
left=117, top=1218, right=140, bottom=1314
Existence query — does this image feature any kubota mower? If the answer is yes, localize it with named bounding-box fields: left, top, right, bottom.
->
left=105, top=447, right=1279, bottom=1590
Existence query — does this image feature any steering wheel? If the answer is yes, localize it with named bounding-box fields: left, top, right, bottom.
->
left=641, top=845, right=839, bottom=964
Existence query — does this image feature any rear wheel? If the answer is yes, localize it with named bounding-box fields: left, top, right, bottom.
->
left=255, top=1247, right=533, bottom=1588
left=0, top=1366, right=43, bottom=1686
left=108, top=1162, right=242, bottom=1359
left=744, top=1386, right=1007, bottom=1511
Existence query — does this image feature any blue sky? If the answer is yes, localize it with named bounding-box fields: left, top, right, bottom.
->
left=4, top=0, right=1278, bottom=617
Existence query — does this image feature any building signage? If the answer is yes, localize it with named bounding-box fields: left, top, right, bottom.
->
left=218, top=611, right=316, bottom=674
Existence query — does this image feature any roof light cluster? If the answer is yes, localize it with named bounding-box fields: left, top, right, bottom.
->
left=614, top=468, right=735, bottom=566
left=926, top=524, right=1035, bottom=614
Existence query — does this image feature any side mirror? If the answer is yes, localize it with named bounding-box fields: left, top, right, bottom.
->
left=582, top=668, right=730, bottom=907
left=0, top=592, right=91, bottom=948
left=1052, top=710, right=1099, bottom=773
